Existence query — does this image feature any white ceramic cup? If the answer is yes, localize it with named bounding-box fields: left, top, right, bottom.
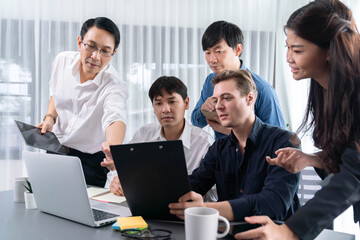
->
left=185, top=207, right=230, bottom=240
left=13, top=177, right=27, bottom=202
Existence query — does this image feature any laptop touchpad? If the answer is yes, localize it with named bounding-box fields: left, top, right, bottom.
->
left=91, top=201, right=131, bottom=216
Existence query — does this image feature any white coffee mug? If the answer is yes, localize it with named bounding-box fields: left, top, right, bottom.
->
left=185, top=207, right=230, bottom=240
left=13, top=177, right=27, bottom=202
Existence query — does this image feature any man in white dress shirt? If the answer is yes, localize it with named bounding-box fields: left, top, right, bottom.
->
left=103, top=76, right=216, bottom=200
left=37, top=17, right=128, bottom=187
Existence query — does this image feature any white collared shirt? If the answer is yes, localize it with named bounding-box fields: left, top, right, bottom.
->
left=50, top=51, right=128, bottom=153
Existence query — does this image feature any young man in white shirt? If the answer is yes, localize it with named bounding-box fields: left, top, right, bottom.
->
left=37, top=17, right=128, bottom=187
left=103, top=76, right=215, bottom=200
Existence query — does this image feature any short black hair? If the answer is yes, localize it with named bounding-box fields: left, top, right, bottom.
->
left=148, top=76, right=188, bottom=102
left=80, top=17, right=120, bottom=50
left=202, top=20, right=244, bottom=52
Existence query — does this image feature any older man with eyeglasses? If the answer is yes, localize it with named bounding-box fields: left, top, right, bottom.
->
left=36, top=17, right=128, bottom=187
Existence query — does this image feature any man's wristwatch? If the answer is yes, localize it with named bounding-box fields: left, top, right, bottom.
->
left=43, top=114, right=57, bottom=124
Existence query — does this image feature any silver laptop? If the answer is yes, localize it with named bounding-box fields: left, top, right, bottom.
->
left=23, top=151, right=131, bottom=227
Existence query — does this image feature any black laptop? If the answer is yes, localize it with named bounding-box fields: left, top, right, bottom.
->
left=111, top=140, right=190, bottom=221
left=15, top=120, right=69, bottom=155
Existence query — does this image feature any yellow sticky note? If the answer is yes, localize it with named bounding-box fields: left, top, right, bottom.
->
left=117, top=216, right=148, bottom=230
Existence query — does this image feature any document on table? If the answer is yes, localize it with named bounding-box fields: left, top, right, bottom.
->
left=87, top=187, right=126, bottom=204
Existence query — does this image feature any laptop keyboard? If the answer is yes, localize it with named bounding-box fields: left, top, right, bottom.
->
left=92, top=208, right=119, bottom=221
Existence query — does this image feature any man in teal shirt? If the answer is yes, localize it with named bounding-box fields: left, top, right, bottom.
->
left=191, top=21, right=286, bottom=140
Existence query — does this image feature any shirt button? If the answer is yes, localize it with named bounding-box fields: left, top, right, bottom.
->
left=239, top=189, right=243, bottom=194
left=236, top=148, right=238, bottom=152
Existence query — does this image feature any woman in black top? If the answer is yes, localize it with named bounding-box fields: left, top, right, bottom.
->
left=236, top=0, right=360, bottom=239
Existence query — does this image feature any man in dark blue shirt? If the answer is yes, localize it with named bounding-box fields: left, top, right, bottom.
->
left=169, top=69, right=300, bottom=221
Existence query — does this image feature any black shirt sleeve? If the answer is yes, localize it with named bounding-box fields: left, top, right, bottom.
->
left=285, top=147, right=360, bottom=240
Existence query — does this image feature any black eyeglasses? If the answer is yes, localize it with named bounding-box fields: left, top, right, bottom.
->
left=121, top=228, right=172, bottom=239
left=81, top=41, right=114, bottom=57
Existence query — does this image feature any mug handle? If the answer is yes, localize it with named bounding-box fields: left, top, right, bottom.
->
left=216, top=215, right=230, bottom=238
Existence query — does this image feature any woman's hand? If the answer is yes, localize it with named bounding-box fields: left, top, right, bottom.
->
left=235, top=216, right=298, bottom=240
left=266, top=147, right=322, bottom=173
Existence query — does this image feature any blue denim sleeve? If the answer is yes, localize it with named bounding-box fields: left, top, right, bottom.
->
left=191, top=74, right=214, bottom=128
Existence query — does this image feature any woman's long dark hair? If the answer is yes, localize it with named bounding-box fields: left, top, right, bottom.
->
left=285, top=0, right=360, bottom=173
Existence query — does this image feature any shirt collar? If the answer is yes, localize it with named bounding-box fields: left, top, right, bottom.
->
left=153, top=122, right=164, bottom=141
left=91, top=65, right=109, bottom=86
left=247, top=116, right=262, bottom=145
left=178, top=119, right=191, bottom=150
left=229, top=116, right=262, bottom=147
left=155, top=119, right=191, bottom=149
left=69, top=53, right=81, bottom=70
left=239, top=59, right=247, bottom=70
